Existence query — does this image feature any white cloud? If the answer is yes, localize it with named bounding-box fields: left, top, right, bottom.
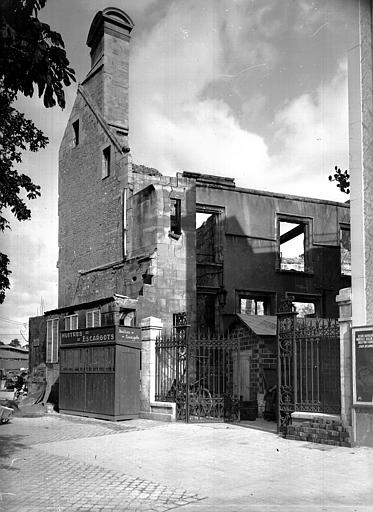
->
left=270, top=61, right=349, bottom=197
left=130, top=0, right=348, bottom=200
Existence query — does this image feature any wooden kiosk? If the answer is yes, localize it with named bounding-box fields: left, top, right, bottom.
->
left=59, top=326, right=141, bottom=420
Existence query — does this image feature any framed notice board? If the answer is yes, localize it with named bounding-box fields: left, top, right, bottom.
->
left=353, top=326, right=373, bottom=405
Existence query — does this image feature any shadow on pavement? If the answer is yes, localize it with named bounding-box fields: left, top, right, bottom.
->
left=235, top=418, right=278, bottom=433
left=0, top=433, right=28, bottom=460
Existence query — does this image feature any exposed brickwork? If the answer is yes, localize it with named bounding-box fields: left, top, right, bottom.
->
left=58, top=90, right=127, bottom=307
left=229, top=327, right=277, bottom=402
left=285, top=417, right=352, bottom=447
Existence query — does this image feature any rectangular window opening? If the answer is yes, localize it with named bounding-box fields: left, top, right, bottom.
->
left=293, top=301, right=315, bottom=318
left=86, top=309, right=101, bottom=328
left=102, top=146, right=111, bottom=178
left=119, top=310, right=136, bottom=327
left=64, top=314, right=78, bottom=331
left=240, top=298, right=265, bottom=315
left=72, top=120, right=79, bottom=146
left=196, top=209, right=223, bottom=264
left=340, top=226, right=351, bottom=276
left=170, top=198, right=181, bottom=236
left=46, top=318, right=59, bottom=363
left=279, top=220, right=307, bottom=272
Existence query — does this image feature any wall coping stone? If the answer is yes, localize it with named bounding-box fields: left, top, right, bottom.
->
left=291, top=412, right=341, bottom=422
left=336, top=287, right=352, bottom=304
left=140, top=317, right=163, bottom=329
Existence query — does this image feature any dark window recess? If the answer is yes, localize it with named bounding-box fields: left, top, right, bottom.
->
left=102, top=146, right=111, bottom=178
left=73, top=120, right=79, bottom=146
left=142, top=272, right=153, bottom=285
left=197, top=294, right=216, bottom=333
left=170, top=198, right=181, bottom=237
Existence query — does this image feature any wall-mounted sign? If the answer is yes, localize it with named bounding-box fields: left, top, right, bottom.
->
left=117, top=327, right=141, bottom=343
left=353, top=326, right=373, bottom=405
left=61, top=326, right=115, bottom=345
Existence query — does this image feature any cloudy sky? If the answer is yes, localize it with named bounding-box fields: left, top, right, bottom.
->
left=1, top=0, right=357, bottom=343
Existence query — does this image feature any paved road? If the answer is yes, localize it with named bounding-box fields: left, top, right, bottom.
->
left=1, top=411, right=373, bottom=511
left=0, top=414, right=204, bottom=511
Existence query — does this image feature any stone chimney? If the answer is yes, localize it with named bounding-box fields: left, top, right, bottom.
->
left=82, top=7, right=134, bottom=143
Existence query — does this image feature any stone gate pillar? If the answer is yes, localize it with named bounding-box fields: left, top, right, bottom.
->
left=336, top=288, right=353, bottom=427
left=140, top=317, right=163, bottom=412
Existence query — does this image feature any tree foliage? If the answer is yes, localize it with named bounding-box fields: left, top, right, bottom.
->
left=0, top=0, right=75, bottom=303
left=328, top=166, right=350, bottom=195
left=9, top=338, right=21, bottom=347
left=0, top=0, right=75, bottom=108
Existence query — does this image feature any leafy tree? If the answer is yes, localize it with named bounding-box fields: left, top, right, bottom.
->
left=328, top=166, right=350, bottom=194
left=9, top=338, right=21, bottom=347
left=0, top=0, right=75, bottom=303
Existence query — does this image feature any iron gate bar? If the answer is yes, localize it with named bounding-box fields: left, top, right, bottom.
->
left=155, top=330, right=242, bottom=422
left=277, top=297, right=297, bottom=433
left=277, top=304, right=341, bottom=433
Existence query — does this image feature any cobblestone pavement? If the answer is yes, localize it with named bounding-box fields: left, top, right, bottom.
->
left=0, top=413, right=160, bottom=445
left=0, top=415, right=206, bottom=511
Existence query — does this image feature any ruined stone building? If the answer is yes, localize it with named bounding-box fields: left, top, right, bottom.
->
left=28, top=8, right=350, bottom=415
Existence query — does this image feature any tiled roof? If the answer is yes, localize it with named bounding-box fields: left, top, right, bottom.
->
left=237, top=314, right=277, bottom=336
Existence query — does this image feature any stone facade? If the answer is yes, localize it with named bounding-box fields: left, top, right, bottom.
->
left=28, top=7, right=352, bottom=421
left=57, top=7, right=350, bottom=335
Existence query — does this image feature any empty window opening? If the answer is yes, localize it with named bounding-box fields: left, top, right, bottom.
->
left=64, top=314, right=78, bottom=331
left=240, top=298, right=265, bottom=315
left=196, top=212, right=219, bottom=264
left=102, top=146, right=111, bottom=178
left=340, top=226, right=351, bottom=276
left=170, top=198, right=181, bottom=237
left=279, top=220, right=306, bottom=271
left=293, top=301, right=315, bottom=318
left=119, top=310, right=136, bottom=327
left=72, top=120, right=79, bottom=146
left=86, top=309, right=101, bottom=328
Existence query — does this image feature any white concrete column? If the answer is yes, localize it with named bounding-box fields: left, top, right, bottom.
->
left=140, top=317, right=163, bottom=411
left=349, top=0, right=373, bottom=326
left=336, top=288, right=353, bottom=426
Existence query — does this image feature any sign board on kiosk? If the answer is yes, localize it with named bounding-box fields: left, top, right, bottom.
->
left=352, top=326, right=373, bottom=405
left=60, top=326, right=141, bottom=347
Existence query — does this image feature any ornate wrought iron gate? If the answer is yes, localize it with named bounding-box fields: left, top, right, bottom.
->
left=277, top=298, right=341, bottom=433
left=155, top=328, right=241, bottom=422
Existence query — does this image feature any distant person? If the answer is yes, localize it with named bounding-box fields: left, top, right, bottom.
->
left=13, top=372, right=27, bottom=400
